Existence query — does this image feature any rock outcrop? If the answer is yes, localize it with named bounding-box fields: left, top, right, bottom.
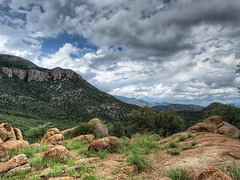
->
left=0, top=154, right=30, bottom=177
left=88, top=118, right=102, bottom=126
left=187, top=115, right=240, bottom=138
left=73, top=134, right=95, bottom=142
left=88, top=136, right=121, bottom=151
left=193, top=167, right=232, bottom=180
left=43, top=145, right=69, bottom=162
left=41, top=128, right=64, bottom=144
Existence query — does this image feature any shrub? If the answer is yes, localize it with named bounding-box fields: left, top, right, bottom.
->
left=169, top=141, right=179, bottom=148
left=129, top=148, right=148, bottom=170
left=167, top=149, right=180, bottom=155
left=187, top=133, right=194, bottom=138
left=64, top=123, right=96, bottom=139
left=166, top=168, right=192, bottom=180
left=25, top=123, right=53, bottom=143
left=178, top=135, right=187, bottom=141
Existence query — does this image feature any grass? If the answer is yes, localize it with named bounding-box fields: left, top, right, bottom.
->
left=221, top=162, right=240, bottom=180
left=65, top=140, right=89, bottom=150
left=187, top=133, right=194, bottom=138
left=80, top=149, right=108, bottom=159
left=169, top=141, right=179, bottom=148
left=7, top=145, right=47, bottom=159
left=128, top=149, right=148, bottom=170
left=166, top=168, right=192, bottom=180
left=167, top=149, right=180, bottom=155
left=178, top=135, right=187, bottom=142
left=48, top=165, right=64, bottom=177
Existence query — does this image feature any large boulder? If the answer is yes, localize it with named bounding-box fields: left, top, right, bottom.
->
left=0, top=123, right=16, bottom=141
left=88, top=136, right=121, bottom=151
left=3, top=163, right=31, bottom=178
left=0, top=140, right=29, bottom=150
left=193, top=167, right=232, bottom=180
left=41, top=128, right=64, bottom=144
left=13, top=128, right=23, bottom=140
left=187, top=115, right=240, bottom=138
left=88, top=118, right=101, bottom=126
left=0, top=154, right=28, bottom=174
left=73, top=134, right=95, bottom=142
left=0, top=145, right=6, bottom=161
left=43, top=145, right=69, bottom=162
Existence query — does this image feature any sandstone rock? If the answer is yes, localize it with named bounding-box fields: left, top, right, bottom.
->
left=0, top=154, right=28, bottom=174
left=0, top=130, right=8, bottom=142
left=39, top=167, right=52, bottom=178
left=0, top=145, right=6, bottom=159
left=193, top=167, right=232, bottom=180
left=46, top=144, right=55, bottom=149
left=0, top=138, right=3, bottom=144
left=150, top=134, right=161, bottom=141
left=1, top=67, right=13, bottom=78
left=123, top=165, right=138, bottom=174
left=217, top=122, right=240, bottom=138
left=43, top=145, right=69, bottom=162
left=12, top=68, right=26, bottom=80
left=30, top=143, right=41, bottom=149
left=0, top=140, right=29, bottom=150
left=44, top=134, right=64, bottom=144
left=121, top=136, right=130, bottom=140
left=88, top=136, right=121, bottom=151
left=61, top=127, right=76, bottom=135
left=52, top=140, right=68, bottom=146
left=96, top=124, right=108, bottom=136
left=40, top=128, right=62, bottom=144
left=187, top=123, right=215, bottom=133
left=0, top=123, right=16, bottom=141
left=74, top=134, right=95, bottom=142
left=51, top=67, right=77, bottom=80
left=3, top=163, right=31, bottom=177
left=202, top=115, right=224, bottom=128
left=88, top=118, right=101, bottom=126
left=13, top=128, right=23, bottom=140
left=27, top=69, right=51, bottom=81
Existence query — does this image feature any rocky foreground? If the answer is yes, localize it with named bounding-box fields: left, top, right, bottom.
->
left=0, top=116, right=239, bottom=179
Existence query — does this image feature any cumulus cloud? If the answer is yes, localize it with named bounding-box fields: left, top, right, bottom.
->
left=1, top=0, right=240, bottom=105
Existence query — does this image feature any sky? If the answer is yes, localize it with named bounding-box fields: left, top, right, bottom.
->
left=0, top=0, right=240, bottom=106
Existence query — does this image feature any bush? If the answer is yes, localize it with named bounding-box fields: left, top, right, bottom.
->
left=169, top=141, right=179, bottom=148
left=64, top=123, right=96, bottom=139
left=178, top=135, right=187, bottom=141
left=129, top=148, right=148, bottom=170
left=25, top=123, right=53, bottom=143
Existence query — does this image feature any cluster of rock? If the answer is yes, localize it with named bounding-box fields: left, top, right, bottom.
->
left=187, top=115, right=240, bottom=138
left=0, top=66, right=82, bottom=82
left=88, top=118, right=109, bottom=136
left=0, top=123, right=29, bottom=161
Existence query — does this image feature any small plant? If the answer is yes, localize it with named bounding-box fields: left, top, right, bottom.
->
left=187, top=133, right=194, bottom=138
left=66, top=140, right=89, bottom=150
left=191, top=142, right=196, bottom=146
left=81, top=149, right=108, bottom=159
left=167, top=149, right=180, bottom=155
left=169, top=141, right=179, bottom=148
left=48, top=165, right=64, bottom=177
left=111, top=168, right=120, bottom=175
left=67, top=168, right=77, bottom=176
left=128, top=149, right=148, bottom=170
left=221, top=162, right=240, bottom=180
left=178, top=135, right=187, bottom=142
left=166, top=168, right=192, bottom=180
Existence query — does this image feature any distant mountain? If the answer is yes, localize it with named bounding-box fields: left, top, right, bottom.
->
left=152, top=103, right=204, bottom=112
left=0, top=54, right=139, bottom=134
left=114, top=95, right=169, bottom=107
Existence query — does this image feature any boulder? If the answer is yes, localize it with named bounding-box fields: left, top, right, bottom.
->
left=193, top=167, right=232, bottom=180
left=13, top=128, right=23, bottom=140
left=88, top=118, right=101, bottom=126
left=95, top=124, right=108, bottom=136
left=0, top=154, right=28, bottom=174
left=60, top=127, right=76, bottom=135
left=30, top=143, right=41, bottom=149
left=43, top=145, right=69, bottom=162
left=73, top=134, right=95, bottom=142
left=0, top=140, right=29, bottom=150
left=41, top=128, right=63, bottom=144
left=202, top=115, right=224, bottom=128
left=3, top=163, right=31, bottom=178
left=88, top=136, right=121, bottom=151
left=39, top=167, right=52, bottom=178
left=0, top=123, right=16, bottom=141
left=217, top=122, right=240, bottom=138
left=0, top=145, right=6, bottom=159
left=187, top=123, right=216, bottom=133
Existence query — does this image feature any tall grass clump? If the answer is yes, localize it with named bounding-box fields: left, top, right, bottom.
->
left=129, top=148, right=148, bottom=170
left=166, top=168, right=192, bottom=180
left=169, top=141, right=179, bottom=148
left=221, top=162, right=240, bottom=180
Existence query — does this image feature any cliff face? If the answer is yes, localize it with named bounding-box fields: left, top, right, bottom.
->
left=0, top=66, right=82, bottom=82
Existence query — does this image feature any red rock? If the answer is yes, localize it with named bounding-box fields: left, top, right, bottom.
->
left=0, top=138, right=3, bottom=144
left=121, top=136, right=130, bottom=140
left=203, top=115, right=224, bottom=127
left=217, top=122, right=240, bottom=139
left=60, top=127, right=75, bottom=135
left=88, top=118, right=101, bottom=126
left=0, top=145, right=6, bottom=159
left=43, top=145, right=69, bottom=162
left=3, top=163, right=31, bottom=177
left=52, top=140, right=68, bottom=146
left=40, top=128, right=62, bottom=144
left=0, top=140, right=29, bottom=150
left=39, top=167, right=52, bottom=178
left=0, top=123, right=16, bottom=141
left=193, top=167, right=232, bottom=180
left=0, top=154, right=28, bottom=174
left=187, top=123, right=216, bottom=133
left=74, top=134, right=95, bottom=142
left=13, top=128, right=23, bottom=141
left=88, top=136, right=120, bottom=151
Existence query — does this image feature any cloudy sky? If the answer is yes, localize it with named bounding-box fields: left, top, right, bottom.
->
left=1, top=0, right=240, bottom=106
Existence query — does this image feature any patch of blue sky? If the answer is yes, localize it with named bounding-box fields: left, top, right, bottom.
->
left=39, top=32, right=98, bottom=58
